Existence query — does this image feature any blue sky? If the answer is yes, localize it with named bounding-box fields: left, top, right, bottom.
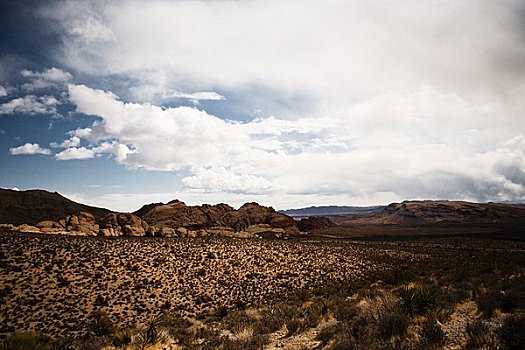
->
left=1, top=0, right=525, bottom=212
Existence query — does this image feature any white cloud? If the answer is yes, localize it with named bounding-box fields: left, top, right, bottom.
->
left=68, top=15, right=113, bottom=43
left=30, top=1, right=525, bottom=206
left=21, top=67, right=72, bottom=91
left=9, top=143, right=52, bottom=156
left=0, top=86, right=7, bottom=97
left=162, top=90, right=225, bottom=101
left=0, top=95, right=59, bottom=115
left=182, top=167, right=277, bottom=194
left=55, top=147, right=95, bottom=160
left=61, top=83, right=525, bottom=204
left=50, top=136, right=81, bottom=148
left=46, top=0, right=525, bottom=110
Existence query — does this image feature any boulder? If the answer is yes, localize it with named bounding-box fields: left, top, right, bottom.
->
left=99, top=213, right=149, bottom=236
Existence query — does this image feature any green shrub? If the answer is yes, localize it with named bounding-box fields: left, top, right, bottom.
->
left=0, top=332, right=52, bottom=350
left=88, top=310, right=114, bottom=336
left=500, top=314, right=525, bottom=350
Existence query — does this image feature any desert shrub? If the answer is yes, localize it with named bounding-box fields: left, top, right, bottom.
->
left=376, top=307, right=409, bottom=339
left=380, top=268, right=416, bottom=286
left=88, top=310, right=114, bottom=336
left=285, top=317, right=303, bottom=337
left=316, top=321, right=340, bottom=346
left=465, top=320, right=496, bottom=349
left=398, top=285, right=438, bottom=315
left=476, top=290, right=501, bottom=318
left=0, top=332, right=52, bottom=350
left=500, top=289, right=520, bottom=313
left=295, top=288, right=311, bottom=302
left=331, top=297, right=358, bottom=322
left=254, top=308, right=286, bottom=334
left=303, top=300, right=325, bottom=328
left=216, top=305, right=229, bottom=319
left=221, top=310, right=255, bottom=334
left=221, top=334, right=269, bottom=350
left=500, top=314, right=525, bottom=350
left=419, top=318, right=445, bottom=345
left=112, top=328, right=132, bottom=347
left=164, top=316, right=192, bottom=343
left=143, top=315, right=168, bottom=344
left=188, top=327, right=222, bottom=350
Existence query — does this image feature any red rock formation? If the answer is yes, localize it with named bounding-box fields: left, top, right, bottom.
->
left=297, top=216, right=336, bottom=231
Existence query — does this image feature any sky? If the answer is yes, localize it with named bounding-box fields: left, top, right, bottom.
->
left=1, top=0, right=525, bottom=212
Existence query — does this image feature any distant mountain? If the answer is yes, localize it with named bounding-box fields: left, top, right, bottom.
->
left=279, top=205, right=385, bottom=217
left=0, top=188, right=112, bottom=225
left=333, top=200, right=525, bottom=225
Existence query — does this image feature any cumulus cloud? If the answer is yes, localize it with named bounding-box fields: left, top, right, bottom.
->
left=55, top=147, right=95, bottom=160
left=9, top=143, right=52, bottom=156
left=22, top=0, right=525, bottom=206
left=60, top=83, right=525, bottom=204
left=20, top=67, right=72, bottom=91
left=50, top=136, right=81, bottom=148
left=0, top=95, right=60, bottom=115
left=182, top=167, right=277, bottom=194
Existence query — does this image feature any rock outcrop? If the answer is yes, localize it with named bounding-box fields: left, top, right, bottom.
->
left=137, top=200, right=298, bottom=237
left=0, top=189, right=300, bottom=238
left=99, top=213, right=151, bottom=236
left=297, top=216, right=336, bottom=231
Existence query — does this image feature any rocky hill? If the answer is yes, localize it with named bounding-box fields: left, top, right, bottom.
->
left=136, top=200, right=298, bottom=237
left=0, top=189, right=299, bottom=238
left=297, top=216, right=337, bottom=231
left=0, top=189, right=111, bottom=225
left=333, top=200, right=525, bottom=225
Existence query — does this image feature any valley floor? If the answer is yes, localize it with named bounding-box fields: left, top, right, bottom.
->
left=1, top=227, right=525, bottom=349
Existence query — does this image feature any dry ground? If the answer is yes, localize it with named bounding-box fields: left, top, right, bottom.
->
left=0, top=233, right=414, bottom=338
left=1, top=227, right=525, bottom=349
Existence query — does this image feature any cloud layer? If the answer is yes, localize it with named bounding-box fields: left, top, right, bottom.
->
left=3, top=1, right=525, bottom=209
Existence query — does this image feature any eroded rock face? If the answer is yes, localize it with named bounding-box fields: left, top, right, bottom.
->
left=140, top=200, right=233, bottom=231
left=137, top=200, right=299, bottom=237
left=99, top=213, right=150, bottom=237
left=221, top=202, right=298, bottom=234
left=297, top=216, right=336, bottom=231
